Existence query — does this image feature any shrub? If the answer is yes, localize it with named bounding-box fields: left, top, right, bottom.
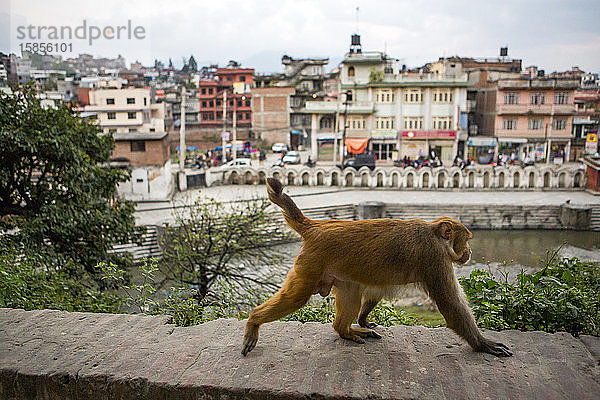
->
left=460, top=256, right=600, bottom=336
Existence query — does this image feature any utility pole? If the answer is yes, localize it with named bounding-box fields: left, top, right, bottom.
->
left=233, top=95, right=237, bottom=162
left=178, top=86, right=187, bottom=191
left=341, top=90, right=351, bottom=167
left=222, top=90, right=227, bottom=162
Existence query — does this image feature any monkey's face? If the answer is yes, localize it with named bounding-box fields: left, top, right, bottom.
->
left=453, top=225, right=473, bottom=265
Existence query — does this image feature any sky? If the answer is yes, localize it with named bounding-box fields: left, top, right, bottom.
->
left=1, top=0, right=599, bottom=74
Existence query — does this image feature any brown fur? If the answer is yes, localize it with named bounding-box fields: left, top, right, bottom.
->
left=241, top=178, right=512, bottom=357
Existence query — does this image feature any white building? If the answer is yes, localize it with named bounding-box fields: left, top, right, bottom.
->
left=305, top=35, right=469, bottom=164
left=82, top=86, right=166, bottom=134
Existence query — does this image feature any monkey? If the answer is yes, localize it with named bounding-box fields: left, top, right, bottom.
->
left=241, top=178, right=512, bottom=357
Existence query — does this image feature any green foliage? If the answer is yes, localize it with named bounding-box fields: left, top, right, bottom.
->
left=159, top=197, right=290, bottom=300
left=0, top=242, right=122, bottom=313
left=100, top=258, right=158, bottom=313
left=0, top=85, right=141, bottom=284
left=460, top=255, right=600, bottom=336
left=369, top=68, right=384, bottom=83
left=282, top=297, right=417, bottom=327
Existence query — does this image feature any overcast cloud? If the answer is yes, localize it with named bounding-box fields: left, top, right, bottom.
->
left=1, top=0, right=599, bottom=73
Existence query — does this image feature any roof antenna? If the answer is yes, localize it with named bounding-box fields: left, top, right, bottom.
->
left=356, top=6, right=359, bottom=34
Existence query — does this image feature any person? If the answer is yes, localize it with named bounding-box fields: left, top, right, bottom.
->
left=259, top=150, right=265, bottom=165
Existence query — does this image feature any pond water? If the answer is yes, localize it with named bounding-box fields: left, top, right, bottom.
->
left=273, top=230, right=600, bottom=280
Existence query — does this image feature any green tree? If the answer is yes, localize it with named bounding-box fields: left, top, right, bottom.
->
left=158, top=198, right=291, bottom=301
left=0, top=85, right=141, bottom=283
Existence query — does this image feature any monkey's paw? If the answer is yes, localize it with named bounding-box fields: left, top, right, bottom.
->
left=477, top=340, right=513, bottom=357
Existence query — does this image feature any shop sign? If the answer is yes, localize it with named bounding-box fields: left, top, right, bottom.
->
left=401, top=130, right=456, bottom=139
left=585, top=131, right=598, bottom=154
left=467, top=137, right=497, bottom=147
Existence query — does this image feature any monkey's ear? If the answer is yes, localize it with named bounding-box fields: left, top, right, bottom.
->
left=436, top=221, right=454, bottom=240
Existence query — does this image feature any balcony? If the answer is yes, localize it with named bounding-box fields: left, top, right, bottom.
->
left=497, top=103, right=576, bottom=116
left=304, top=101, right=374, bottom=114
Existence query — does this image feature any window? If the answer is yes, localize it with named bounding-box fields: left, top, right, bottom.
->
left=347, top=116, right=365, bottom=129
left=108, top=128, right=117, bottom=134
left=128, top=112, right=136, bottom=119
left=553, top=119, right=567, bottom=130
left=201, top=88, right=206, bottom=95
left=202, top=101, right=207, bottom=107
left=127, top=97, right=135, bottom=104
left=432, top=89, right=453, bottom=103
left=143, top=97, right=147, bottom=106
left=106, top=98, right=115, bottom=105
left=403, top=116, right=423, bottom=130
left=373, top=143, right=396, bottom=160
left=240, top=76, right=246, bottom=82
left=208, top=88, right=213, bottom=94
left=130, top=140, right=146, bottom=152
left=375, top=89, right=394, bottom=103
left=245, top=100, right=250, bottom=106
left=245, top=113, right=250, bottom=120
left=528, top=118, right=543, bottom=130
left=432, top=116, right=453, bottom=130
left=504, top=92, right=519, bottom=104
left=128, top=128, right=137, bottom=132
left=107, top=112, right=116, bottom=119
left=209, top=113, right=214, bottom=120
left=502, top=119, right=518, bottom=130
left=209, top=100, right=214, bottom=107
left=216, top=112, right=222, bottom=120
left=554, top=92, right=569, bottom=104
left=404, top=89, right=423, bottom=104
left=375, top=117, right=395, bottom=130
left=348, top=66, right=355, bottom=77
left=227, top=76, right=233, bottom=81
left=320, top=117, right=332, bottom=129
left=530, top=93, right=545, bottom=105
left=237, top=100, right=242, bottom=107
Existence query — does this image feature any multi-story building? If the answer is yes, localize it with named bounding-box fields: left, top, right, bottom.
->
left=573, top=88, right=600, bottom=161
left=251, top=86, right=296, bottom=144
left=255, top=56, right=331, bottom=148
left=195, top=62, right=254, bottom=147
left=470, top=68, right=579, bottom=163
left=305, top=34, right=469, bottom=164
left=82, top=86, right=166, bottom=135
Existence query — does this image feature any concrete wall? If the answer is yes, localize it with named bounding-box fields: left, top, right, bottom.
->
left=1, top=308, right=599, bottom=400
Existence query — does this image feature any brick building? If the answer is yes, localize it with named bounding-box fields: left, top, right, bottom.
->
left=195, top=63, right=254, bottom=146
left=251, top=87, right=295, bottom=144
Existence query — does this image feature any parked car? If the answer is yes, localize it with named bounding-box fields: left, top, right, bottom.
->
left=220, top=158, right=252, bottom=168
left=282, top=151, right=301, bottom=164
left=272, top=143, right=288, bottom=153
left=338, top=153, right=376, bottom=170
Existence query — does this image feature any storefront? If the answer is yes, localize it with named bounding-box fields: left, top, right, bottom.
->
left=371, top=131, right=398, bottom=162
left=467, top=137, right=497, bottom=162
left=547, top=139, right=570, bottom=164
left=497, top=138, right=526, bottom=161
left=400, top=130, right=456, bottom=163
left=521, top=141, right=546, bottom=162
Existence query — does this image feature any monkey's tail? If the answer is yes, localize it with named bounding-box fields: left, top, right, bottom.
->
left=266, top=178, right=310, bottom=235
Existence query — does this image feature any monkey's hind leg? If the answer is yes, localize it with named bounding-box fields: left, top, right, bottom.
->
left=242, top=267, right=314, bottom=356
left=358, top=296, right=381, bottom=329
left=332, top=282, right=382, bottom=343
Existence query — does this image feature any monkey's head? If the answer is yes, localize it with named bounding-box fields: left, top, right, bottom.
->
left=435, top=218, right=473, bottom=265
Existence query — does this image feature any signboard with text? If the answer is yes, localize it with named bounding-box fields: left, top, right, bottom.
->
left=401, top=130, right=456, bottom=139
left=585, top=131, right=598, bottom=154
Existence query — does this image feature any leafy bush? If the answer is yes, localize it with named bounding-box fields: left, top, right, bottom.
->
left=460, top=256, right=600, bottom=336
left=0, top=244, right=122, bottom=313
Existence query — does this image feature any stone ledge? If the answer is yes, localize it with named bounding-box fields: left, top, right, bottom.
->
left=1, top=308, right=599, bottom=399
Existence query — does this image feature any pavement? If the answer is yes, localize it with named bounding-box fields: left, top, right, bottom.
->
left=1, top=308, right=599, bottom=400
left=135, top=185, right=600, bottom=226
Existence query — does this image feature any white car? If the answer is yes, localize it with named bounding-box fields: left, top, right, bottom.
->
left=272, top=143, right=288, bottom=153
left=221, top=158, right=251, bottom=168
left=282, top=151, right=301, bottom=165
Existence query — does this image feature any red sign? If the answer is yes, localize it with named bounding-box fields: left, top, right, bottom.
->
left=401, top=130, right=456, bottom=139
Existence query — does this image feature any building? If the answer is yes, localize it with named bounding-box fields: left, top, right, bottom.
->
left=81, top=86, right=166, bottom=135
left=251, top=86, right=295, bottom=144
left=111, top=131, right=173, bottom=200
left=194, top=61, right=254, bottom=146
left=255, top=55, right=331, bottom=148
left=573, top=89, right=600, bottom=161
left=469, top=68, right=579, bottom=163
left=304, top=34, right=469, bottom=164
